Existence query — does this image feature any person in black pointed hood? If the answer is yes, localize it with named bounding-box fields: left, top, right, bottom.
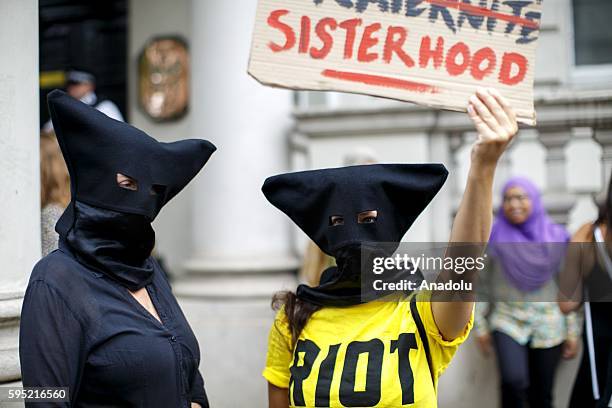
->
left=262, top=88, right=520, bottom=408
left=20, top=90, right=215, bottom=408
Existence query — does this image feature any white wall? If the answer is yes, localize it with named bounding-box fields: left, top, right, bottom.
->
left=0, top=0, right=40, bottom=383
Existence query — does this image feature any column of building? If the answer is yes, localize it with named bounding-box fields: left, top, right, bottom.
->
left=172, top=1, right=298, bottom=406
left=0, top=0, right=40, bottom=384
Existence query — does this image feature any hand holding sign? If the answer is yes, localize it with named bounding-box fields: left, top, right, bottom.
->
left=249, top=0, right=542, bottom=125
left=468, top=87, right=518, bottom=167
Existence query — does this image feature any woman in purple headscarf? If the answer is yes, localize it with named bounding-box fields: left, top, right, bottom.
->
left=474, top=177, right=580, bottom=408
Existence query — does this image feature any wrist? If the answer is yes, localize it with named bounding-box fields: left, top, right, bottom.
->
left=470, top=151, right=501, bottom=169
left=474, top=325, right=490, bottom=337
left=470, top=139, right=507, bottom=168
left=467, top=161, right=497, bottom=184
left=476, top=331, right=490, bottom=339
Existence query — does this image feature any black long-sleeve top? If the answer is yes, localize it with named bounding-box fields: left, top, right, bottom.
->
left=19, top=241, right=209, bottom=407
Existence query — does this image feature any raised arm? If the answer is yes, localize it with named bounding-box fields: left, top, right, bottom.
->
left=432, top=87, right=518, bottom=340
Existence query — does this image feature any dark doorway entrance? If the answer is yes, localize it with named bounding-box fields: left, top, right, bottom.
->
left=39, top=0, right=127, bottom=127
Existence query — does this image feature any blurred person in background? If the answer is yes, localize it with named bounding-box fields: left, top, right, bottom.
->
left=475, top=177, right=579, bottom=408
left=299, top=147, right=378, bottom=286
left=40, top=131, right=70, bottom=256
left=42, top=68, right=124, bottom=133
left=559, top=174, right=612, bottom=408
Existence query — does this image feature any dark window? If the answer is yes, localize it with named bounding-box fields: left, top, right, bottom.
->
left=39, top=0, right=127, bottom=126
left=573, top=0, right=612, bottom=65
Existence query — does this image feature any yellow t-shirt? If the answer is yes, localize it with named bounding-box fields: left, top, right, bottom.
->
left=263, top=292, right=473, bottom=407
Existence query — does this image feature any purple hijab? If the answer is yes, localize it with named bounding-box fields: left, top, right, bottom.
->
left=489, top=177, right=570, bottom=292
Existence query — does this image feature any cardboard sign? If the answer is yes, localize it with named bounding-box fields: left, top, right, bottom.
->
left=248, top=0, right=543, bottom=125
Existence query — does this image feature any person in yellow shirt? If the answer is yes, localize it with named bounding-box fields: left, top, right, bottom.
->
left=261, top=88, right=519, bottom=408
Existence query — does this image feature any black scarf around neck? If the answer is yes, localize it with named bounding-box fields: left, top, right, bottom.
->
left=295, top=243, right=425, bottom=307
left=62, top=201, right=155, bottom=291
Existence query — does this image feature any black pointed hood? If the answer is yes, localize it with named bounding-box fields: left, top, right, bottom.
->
left=262, top=163, right=448, bottom=306
left=48, top=89, right=216, bottom=231
left=262, top=163, right=448, bottom=256
left=47, top=90, right=216, bottom=290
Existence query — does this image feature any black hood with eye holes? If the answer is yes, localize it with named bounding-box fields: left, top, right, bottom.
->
left=48, top=89, right=216, bottom=228
left=48, top=90, right=216, bottom=290
left=262, top=163, right=448, bottom=306
left=262, top=163, right=448, bottom=256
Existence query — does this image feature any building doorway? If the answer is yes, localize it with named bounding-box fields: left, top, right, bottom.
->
left=39, top=0, right=127, bottom=127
